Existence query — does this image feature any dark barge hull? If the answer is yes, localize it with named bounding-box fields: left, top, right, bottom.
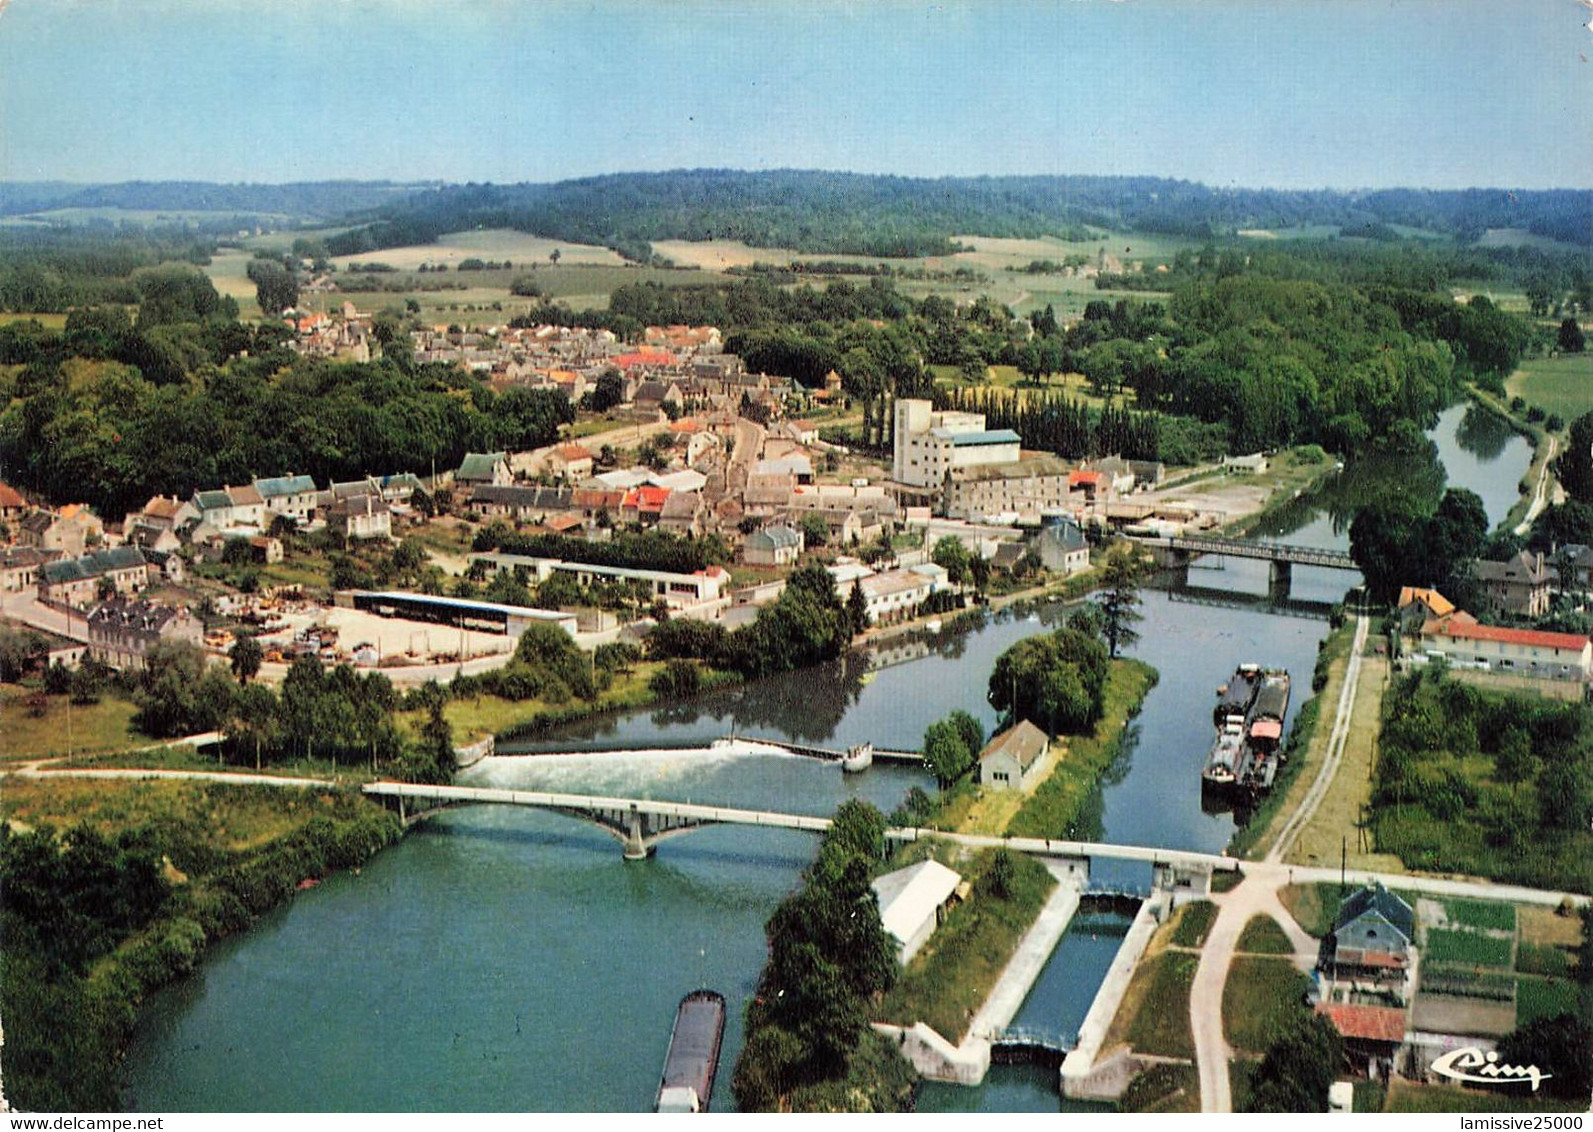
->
left=655, top=989, right=726, bottom=1113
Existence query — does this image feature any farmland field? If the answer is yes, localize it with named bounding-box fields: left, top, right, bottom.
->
left=1425, top=928, right=1514, bottom=968
left=1505, top=353, right=1593, bottom=422
left=328, top=228, right=625, bottom=271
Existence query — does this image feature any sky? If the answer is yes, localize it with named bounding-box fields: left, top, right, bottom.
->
left=1, top=0, right=1589, bottom=190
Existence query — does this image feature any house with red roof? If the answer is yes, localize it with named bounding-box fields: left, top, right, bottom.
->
left=548, top=444, right=595, bottom=482
left=613, top=350, right=676, bottom=371
left=1418, top=611, right=1591, bottom=681
left=0, top=481, right=27, bottom=524
left=619, top=485, right=672, bottom=526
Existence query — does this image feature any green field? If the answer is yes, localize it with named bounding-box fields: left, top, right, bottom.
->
left=1443, top=899, right=1516, bottom=932
left=1236, top=914, right=1295, bottom=955
left=0, top=687, right=142, bottom=762
left=1426, top=928, right=1514, bottom=968
left=1170, top=900, right=1217, bottom=948
left=1505, top=353, right=1593, bottom=422
left=1387, top=1079, right=1589, bottom=1113
left=1112, top=950, right=1198, bottom=1059
left=1515, top=975, right=1584, bottom=1026
left=1221, top=957, right=1312, bottom=1055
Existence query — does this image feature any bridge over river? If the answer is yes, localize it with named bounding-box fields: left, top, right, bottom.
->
left=1132, top=533, right=1359, bottom=600
left=362, top=780, right=1232, bottom=884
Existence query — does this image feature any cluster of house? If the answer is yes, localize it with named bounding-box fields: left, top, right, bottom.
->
left=288, top=302, right=375, bottom=362
left=0, top=463, right=432, bottom=615
left=1398, top=585, right=1592, bottom=683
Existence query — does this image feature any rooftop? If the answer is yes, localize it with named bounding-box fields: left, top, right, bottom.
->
left=1423, top=617, right=1589, bottom=653
left=1397, top=586, right=1454, bottom=616
left=1315, top=1003, right=1406, bottom=1044
left=978, top=719, right=1049, bottom=769
left=871, top=859, right=962, bottom=950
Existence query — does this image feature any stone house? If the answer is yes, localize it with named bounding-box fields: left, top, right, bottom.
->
left=327, top=494, right=392, bottom=542
left=744, top=525, right=803, bottom=567
left=253, top=475, right=320, bottom=525
left=17, top=504, right=105, bottom=557
left=456, top=451, right=512, bottom=488
left=38, top=546, right=152, bottom=607
left=1472, top=551, right=1551, bottom=617
left=86, top=598, right=203, bottom=670
left=975, top=720, right=1049, bottom=790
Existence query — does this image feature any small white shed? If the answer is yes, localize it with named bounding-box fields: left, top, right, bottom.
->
left=871, top=859, right=963, bottom=966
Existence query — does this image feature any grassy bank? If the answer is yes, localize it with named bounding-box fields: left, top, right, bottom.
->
left=876, top=850, right=1057, bottom=1043
left=1108, top=950, right=1198, bottom=1059
left=1223, top=447, right=1341, bottom=537
left=1221, top=957, right=1313, bottom=1056
left=403, top=661, right=742, bottom=745
left=0, top=775, right=400, bottom=1110
left=1006, top=659, right=1159, bottom=839
left=0, top=685, right=142, bottom=763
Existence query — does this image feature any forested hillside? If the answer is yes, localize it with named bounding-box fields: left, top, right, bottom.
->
left=322, top=171, right=1593, bottom=261
left=0, top=180, right=432, bottom=223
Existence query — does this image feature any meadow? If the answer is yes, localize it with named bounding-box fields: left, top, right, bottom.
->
left=1505, top=352, right=1593, bottom=422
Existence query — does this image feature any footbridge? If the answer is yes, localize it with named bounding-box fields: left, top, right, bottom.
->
left=362, top=781, right=1233, bottom=886
left=1133, top=534, right=1358, bottom=600
left=992, top=1025, right=1078, bottom=1061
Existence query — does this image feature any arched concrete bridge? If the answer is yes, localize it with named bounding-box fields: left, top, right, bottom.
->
left=362, top=780, right=1233, bottom=885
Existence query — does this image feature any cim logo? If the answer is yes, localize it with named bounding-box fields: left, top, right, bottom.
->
left=1431, top=1046, right=1552, bottom=1092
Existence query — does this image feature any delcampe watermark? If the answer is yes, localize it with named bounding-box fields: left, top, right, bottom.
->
left=1430, top=1046, right=1553, bottom=1092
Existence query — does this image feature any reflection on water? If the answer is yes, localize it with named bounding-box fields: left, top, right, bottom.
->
left=1453, top=402, right=1515, bottom=462
left=1251, top=402, right=1531, bottom=548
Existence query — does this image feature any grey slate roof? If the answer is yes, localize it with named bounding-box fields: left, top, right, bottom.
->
left=469, top=485, right=573, bottom=510
left=41, top=546, right=148, bottom=584
left=254, top=474, right=318, bottom=498
left=1334, top=883, right=1414, bottom=943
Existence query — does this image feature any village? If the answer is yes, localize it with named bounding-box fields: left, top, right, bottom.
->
left=0, top=306, right=1270, bottom=681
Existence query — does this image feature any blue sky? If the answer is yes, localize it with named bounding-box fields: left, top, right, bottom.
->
left=1, top=0, right=1588, bottom=189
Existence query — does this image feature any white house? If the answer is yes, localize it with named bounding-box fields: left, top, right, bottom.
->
left=871, top=859, right=963, bottom=965
left=977, top=720, right=1049, bottom=790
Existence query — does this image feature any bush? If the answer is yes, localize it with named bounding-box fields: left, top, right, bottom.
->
left=649, top=658, right=702, bottom=699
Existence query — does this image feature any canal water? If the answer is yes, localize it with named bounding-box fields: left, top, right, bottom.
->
left=121, top=403, right=1532, bottom=1111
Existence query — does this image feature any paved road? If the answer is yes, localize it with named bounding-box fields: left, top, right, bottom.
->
left=17, top=763, right=340, bottom=788
left=0, top=592, right=90, bottom=642
left=1189, top=869, right=1321, bottom=1113
left=1267, top=614, right=1369, bottom=864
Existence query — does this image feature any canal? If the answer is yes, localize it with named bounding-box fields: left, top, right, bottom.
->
left=121, top=402, right=1533, bottom=1111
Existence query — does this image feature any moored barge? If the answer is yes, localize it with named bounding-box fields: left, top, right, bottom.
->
left=655, top=989, right=726, bottom=1113
left=1202, top=664, right=1290, bottom=797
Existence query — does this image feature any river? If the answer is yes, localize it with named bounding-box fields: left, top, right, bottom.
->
left=121, top=402, right=1533, bottom=1112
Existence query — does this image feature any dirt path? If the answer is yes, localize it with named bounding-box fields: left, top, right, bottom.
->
left=1515, top=432, right=1559, bottom=536
left=1267, top=614, right=1369, bottom=864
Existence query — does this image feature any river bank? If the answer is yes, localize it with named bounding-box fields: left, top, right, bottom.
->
left=0, top=778, right=399, bottom=1111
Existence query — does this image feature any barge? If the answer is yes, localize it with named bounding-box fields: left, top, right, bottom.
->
left=1203, top=664, right=1262, bottom=788
left=655, top=989, right=726, bottom=1113
left=1202, top=664, right=1290, bottom=797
